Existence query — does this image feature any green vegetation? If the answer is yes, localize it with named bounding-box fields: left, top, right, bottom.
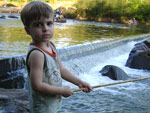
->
left=7, top=0, right=49, bottom=2
left=9, top=0, right=72, bottom=1
left=5, top=0, right=150, bottom=24
left=71, top=0, right=150, bottom=24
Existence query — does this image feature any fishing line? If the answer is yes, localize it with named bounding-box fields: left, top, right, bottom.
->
left=73, top=77, right=150, bottom=92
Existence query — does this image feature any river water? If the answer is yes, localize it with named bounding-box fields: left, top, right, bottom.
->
left=0, top=14, right=150, bottom=113
left=59, top=39, right=150, bottom=113
left=0, top=14, right=150, bottom=58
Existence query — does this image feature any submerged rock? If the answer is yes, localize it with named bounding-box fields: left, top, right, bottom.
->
left=8, top=15, right=19, bottom=19
left=100, top=65, right=128, bottom=80
left=0, top=71, right=25, bottom=89
left=0, top=15, right=5, bottom=19
left=0, top=88, right=29, bottom=113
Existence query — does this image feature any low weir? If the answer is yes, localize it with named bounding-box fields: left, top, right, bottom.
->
left=0, top=34, right=150, bottom=89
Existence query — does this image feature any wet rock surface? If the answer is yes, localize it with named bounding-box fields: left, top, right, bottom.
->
left=0, top=56, right=26, bottom=89
left=0, top=88, right=29, bottom=113
left=100, top=65, right=129, bottom=80
left=126, top=40, right=150, bottom=70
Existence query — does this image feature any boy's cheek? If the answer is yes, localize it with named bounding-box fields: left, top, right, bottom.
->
left=24, top=26, right=31, bottom=35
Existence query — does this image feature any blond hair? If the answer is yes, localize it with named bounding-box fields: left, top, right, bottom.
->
left=20, top=1, right=54, bottom=27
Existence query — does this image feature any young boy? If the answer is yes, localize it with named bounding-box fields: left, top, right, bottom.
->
left=20, top=1, right=92, bottom=113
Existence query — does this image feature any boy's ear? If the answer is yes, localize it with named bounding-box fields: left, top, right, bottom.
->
left=24, top=26, right=30, bottom=35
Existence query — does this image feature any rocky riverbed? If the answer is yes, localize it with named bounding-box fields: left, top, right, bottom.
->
left=0, top=88, right=29, bottom=113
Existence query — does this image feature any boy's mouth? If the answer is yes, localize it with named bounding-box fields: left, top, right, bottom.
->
left=43, top=34, right=50, bottom=38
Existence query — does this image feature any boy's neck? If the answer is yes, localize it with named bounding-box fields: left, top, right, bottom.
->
left=32, top=40, right=49, bottom=48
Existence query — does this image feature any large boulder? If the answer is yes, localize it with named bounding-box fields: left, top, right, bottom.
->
left=100, top=65, right=128, bottom=80
left=0, top=56, right=26, bottom=89
left=0, top=71, right=25, bottom=89
left=125, top=40, right=150, bottom=70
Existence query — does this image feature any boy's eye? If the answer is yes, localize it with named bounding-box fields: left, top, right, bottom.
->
left=47, top=22, right=53, bottom=26
left=33, top=23, right=42, bottom=28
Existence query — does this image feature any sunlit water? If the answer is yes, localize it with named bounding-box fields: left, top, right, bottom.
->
left=0, top=14, right=150, bottom=58
left=0, top=14, right=150, bottom=113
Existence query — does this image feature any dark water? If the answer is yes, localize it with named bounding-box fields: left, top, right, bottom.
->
left=60, top=88, right=150, bottom=113
left=0, top=14, right=150, bottom=58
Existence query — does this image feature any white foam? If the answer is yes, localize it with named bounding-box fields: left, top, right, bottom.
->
left=63, top=40, right=150, bottom=95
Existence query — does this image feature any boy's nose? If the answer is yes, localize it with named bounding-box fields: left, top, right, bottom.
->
left=43, top=24, right=49, bottom=31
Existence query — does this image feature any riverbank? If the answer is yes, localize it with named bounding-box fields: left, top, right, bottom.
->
left=0, top=7, right=20, bottom=13
left=1, top=1, right=150, bottom=25
left=0, top=7, right=142, bottom=25
left=0, top=0, right=76, bottom=10
left=63, top=8, right=150, bottom=26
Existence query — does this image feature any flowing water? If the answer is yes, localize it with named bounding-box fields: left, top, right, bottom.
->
left=0, top=14, right=150, bottom=58
left=59, top=40, right=150, bottom=113
left=0, top=14, right=150, bottom=113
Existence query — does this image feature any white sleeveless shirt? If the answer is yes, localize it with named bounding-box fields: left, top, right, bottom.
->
left=26, top=42, right=62, bottom=113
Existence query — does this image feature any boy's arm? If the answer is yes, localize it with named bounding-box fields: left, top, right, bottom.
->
left=28, top=50, right=73, bottom=97
left=58, top=58, right=92, bottom=92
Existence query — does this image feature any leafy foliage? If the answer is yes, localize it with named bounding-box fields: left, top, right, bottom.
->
left=73, top=0, right=150, bottom=23
left=5, top=0, right=150, bottom=23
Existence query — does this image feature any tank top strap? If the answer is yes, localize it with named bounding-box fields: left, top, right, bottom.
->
left=26, top=48, right=47, bottom=73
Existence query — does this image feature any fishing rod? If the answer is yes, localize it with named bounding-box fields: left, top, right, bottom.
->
left=72, top=77, right=150, bottom=92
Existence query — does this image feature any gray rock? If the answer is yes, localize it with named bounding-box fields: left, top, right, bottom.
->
left=0, top=56, right=26, bottom=89
left=126, top=40, right=150, bottom=70
left=100, top=65, right=128, bottom=80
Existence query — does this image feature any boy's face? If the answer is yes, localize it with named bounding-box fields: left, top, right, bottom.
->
left=25, top=16, right=54, bottom=43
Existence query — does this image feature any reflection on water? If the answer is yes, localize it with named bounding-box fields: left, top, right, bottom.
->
left=0, top=14, right=150, bottom=57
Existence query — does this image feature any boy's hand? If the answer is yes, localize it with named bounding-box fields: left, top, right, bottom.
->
left=79, top=81, right=93, bottom=93
left=62, top=86, right=74, bottom=97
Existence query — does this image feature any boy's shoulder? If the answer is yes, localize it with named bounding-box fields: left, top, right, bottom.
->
left=28, top=49, right=44, bottom=59
left=26, top=47, right=45, bottom=63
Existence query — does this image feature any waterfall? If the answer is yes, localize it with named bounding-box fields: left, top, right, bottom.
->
left=59, top=34, right=150, bottom=75
left=0, top=55, right=26, bottom=89
left=58, top=34, right=150, bottom=61
left=0, top=34, right=150, bottom=89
